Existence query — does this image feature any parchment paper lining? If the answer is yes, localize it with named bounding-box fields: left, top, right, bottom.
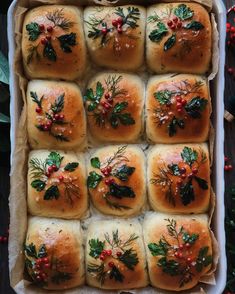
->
left=9, top=0, right=219, bottom=293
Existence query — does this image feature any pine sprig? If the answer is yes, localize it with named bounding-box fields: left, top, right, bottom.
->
left=29, top=158, right=47, bottom=179
left=46, top=9, right=74, bottom=31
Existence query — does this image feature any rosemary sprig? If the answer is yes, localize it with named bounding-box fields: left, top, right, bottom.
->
left=29, top=158, right=47, bottom=179
left=103, top=145, right=128, bottom=169
left=105, top=75, right=127, bottom=99
left=104, top=230, right=138, bottom=250
left=87, top=263, right=107, bottom=285
left=46, top=9, right=74, bottom=31
left=64, top=181, right=80, bottom=206
left=103, top=194, right=131, bottom=210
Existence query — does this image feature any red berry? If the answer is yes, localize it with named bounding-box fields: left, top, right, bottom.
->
left=228, top=165, right=233, bottom=170
left=54, top=113, right=60, bottom=120
left=43, top=125, right=49, bottom=131
left=102, top=28, right=107, bottom=34
left=181, top=174, right=186, bottom=179
left=176, top=96, right=182, bottom=102
left=231, top=27, right=235, bottom=33
left=100, top=254, right=105, bottom=261
left=36, top=107, right=42, bottom=113
left=227, top=23, right=231, bottom=29
left=105, top=93, right=110, bottom=99
left=46, top=172, right=51, bottom=178
left=101, top=250, right=107, bottom=255
left=177, top=22, right=182, bottom=29
left=104, top=102, right=111, bottom=109
left=185, top=243, right=191, bottom=248
left=188, top=173, right=193, bottom=179
left=108, top=98, right=113, bottom=104
left=46, top=121, right=52, bottom=127
left=187, top=257, right=192, bottom=263
left=176, top=102, right=182, bottom=108
left=52, top=164, right=57, bottom=171
left=181, top=99, right=187, bottom=106
left=225, top=156, right=229, bottom=162
left=41, top=38, right=47, bottom=45
left=104, top=171, right=109, bottom=177
left=174, top=251, right=179, bottom=257
left=224, top=165, right=230, bottom=171
left=107, top=166, right=112, bottom=173
left=116, top=251, right=122, bottom=257
left=112, top=19, right=118, bottom=27
left=36, top=275, right=42, bottom=281
left=117, top=17, right=123, bottom=25
left=171, top=24, right=176, bottom=30
left=48, top=166, right=54, bottom=173
left=167, top=20, right=173, bottom=27
left=59, top=114, right=64, bottom=120
left=179, top=244, right=184, bottom=250
left=106, top=249, right=112, bottom=256
left=192, top=168, right=198, bottom=174
left=101, top=168, right=106, bottom=174
left=44, top=263, right=50, bottom=269
left=41, top=273, right=47, bottom=279
left=180, top=167, right=186, bottom=174
left=117, top=27, right=122, bottom=34
left=228, top=68, right=234, bottom=74
left=39, top=24, right=45, bottom=31
left=59, top=175, right=64, bottom=182
left=177, top=108, right=182, bottom=113
left=173, top=16, right=178, bottom=23
left=43, top=257, right=49, bottom=263
left=108, top=261, right=114, bottom=268
left=178, top=252, right=183, bottom=258
left=46, top=35, right=51, bottom=41
left=37, top=258, right=42, bottom=264
left=47, top=26, right=53, bottom=32
left=105, top=179, right=110, bottom=185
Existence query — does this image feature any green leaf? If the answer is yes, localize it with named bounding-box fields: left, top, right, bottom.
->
left=184, top=97, right=208, bottom=118
left=88, top=238, right=105, bottom=258
left=184, top=21, right=204, bottom=31
left=87, top=171, right=103, bottom=189
left=0, top=113, right=10, bottom=123
left=148, top=240, right=169, bottom=256
left=46, top=151, right=64, bottom=169
left=96, top=82, right=104, bottom=99
left=87, top=102, right=98, bottom=111
left=182, top=232, right=199, bottom=244
left=164, top=34, right=176, bottom=51
left=24, top=243, right=37, bottom=258
left=91, top=157, right=101, bottom=169
left=0, top=50, right=9, bottom=84
left=108, top=182, right=135, bottom=199
left=149, top=22, right=168, bottom=42
left=158, top=257, right=180, bottom=276
left=180, top=179, right=195, bottom=206
left=113, top=102, right=128, bottom=114
left=57, top=33, right=76, bottom=53
left=51, top=94, right=65, bottom=113
left=44, top=185, right=60, bottom=200
left=168, top=117, right=185, bottom=137
left=26, top=22, right=41, bottom=41
left=84, top=88, right=95, bottom=101
left=118, top=113, right=135, bottom=126
left=31, top=179, right=46, bottom=192
left=174, top=4, right=194, bottom=20
left=194, top=176, right=208, bottom=190
left=30, top=91, right=43, bottom=108
left=168, top=164, right=181, bottom=176
left=154, top=90, right=172, bottom=105
left=181, top=147, right=198, bottom=166
left=51, top=272, right=72, bottom=284
left=38, top=244, right=47, bottom=258
left=113, top=164, right=135, bottom=181
left=196, top=246, right=212, bottom=272
left=118, top=248, right=138, bottom=270
left=43, top=41, right=57, bottom=62
left=64, top=162, right=79, bottom=172
left=109, top=265, right=124, bottom=282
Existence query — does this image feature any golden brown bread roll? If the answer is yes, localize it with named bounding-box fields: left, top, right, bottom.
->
left=146, top=3, right=212, bottom=74
left=83, top=6, right=146, bottom=70
left=22, top=5, right=86, bottom=80
left=147, top=144, right=210, bottom=214
left=24, top=216, right=84, bottom=290
left=27, top=80, right=86, bottom=149
left=146, top=74, right=211, bottom=143
left=87, top=145, right=146, bottom=217
left=86, top=219, right=148, bottom=289
left=84, top=72, right=144, bottom=143
left=143, top=212, right=213, bottom=291
left=27, top=150, right=88, bottom=219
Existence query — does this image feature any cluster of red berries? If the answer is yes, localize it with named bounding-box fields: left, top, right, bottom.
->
left=226, top=22, right=235, bottom=46
left=101, top=165, right=112, bottom=177
left=105, top=178, right=115, bottom=186
left=167, top=17, right=182, bottom=30
left=37, top=112, right=64, bottom=131
left=99, top=249, right=122, bottom=268
left=39, top=24, right=54, bottom=45
left=174, top=243, right=193, bottom=264
left=175, top=96, right=187, bottom=113
left=100, top=93, right=114, bottom=115
left=224, top=156, right=233, bottom=171
left=46, top=164, right=58, bottom=178
left=33, top=257, right=50, bottom=282
left=112, top=17, right=124, bottom=34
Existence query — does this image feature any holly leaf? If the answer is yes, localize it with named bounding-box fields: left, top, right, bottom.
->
left=118, top=113, right=135, bottom=126
left=174, top=4, right=194, bottom=20
left=46, top=151, right=64, bottom=169
left=31, top=179, right=46, bottom=192
left=87, top=171, right=103, bottom=189
left=51, top=94, right=65, bottom=113
left=182, top=232, right=199, bottom=245
left=184, top=97, right=208, bottom=118
left=24, top=243, right=37, bottom=258
left=179, top=179, right=195, bottom=206
left=118, top=248, right=138, bottom=270
left=91, top=157, right=101, bottom=169
left=184, top=21, right=204, bottom=31
left=158, top=257, right=180, bottom=276
left=30, top=91, right=43, bottom=108
left=168, top=117, right=185, bottom=137
left=43, top=41, right=57, bottom=62
left=57, top=33, right=76, bottom=53
left=89, top=238, right=105, bottom=258
left=149, top=22, right=168, bottom=42
left=38, top=244, right=47, bottom=258
left=181, top=147, right=198, bottom=166
left=96, top=82, right=104, bottom=99
left=113, top=102, right=128, bottom=113
left=113, top=164, right=135, bottom=181
left=64, top=162, right=79, bottom=172
left=44, top=185, right=60, bottom=200
left=108, top=182, right=135, bottom=199
left=168, top=164, right=181, bottom=176
left=148, top=239, right=169, bottom=256
left=154, top=90, right=172, bottom=105
left=196, top=246, right=212, bottom=272
left=194, top=176, right=208, bottom=190
left=109, top=265, right=124, bottom=282
left=164, top=34, right=176, bottom=51
left=26, top=22, right=41, bottom=41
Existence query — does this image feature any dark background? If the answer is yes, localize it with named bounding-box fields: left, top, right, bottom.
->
left=0, top=0, right=234, bottom=293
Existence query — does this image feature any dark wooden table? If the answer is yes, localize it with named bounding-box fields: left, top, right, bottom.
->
left=0, top=1, right=234, bottom=293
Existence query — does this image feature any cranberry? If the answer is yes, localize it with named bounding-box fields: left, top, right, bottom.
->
left=39, top=24, right=45, bottom=31
left=52, top=164, right=57, bottom=171
left=47, top=26, right=53, bottom=32
left=176, top=102, right=182, bottom=108
left=228, top=68, right=234, bottom=74
left=231, top=27, right=235, bottom=33
left=59, top=175, right=64, bottom=182
left=40, top=38, right=47, bottom=45
left=43, top=125, right=49, bottom=131
left=227, top=23, right=231, bottom=29
left=185, top=243, right=191, bottom=248
left=105, top=179, right=111, bottom=185
left=101, top=168, right=106, bottom=174
left=46, top=35, right=51, bottom=41
left=180, top=167, right=186, bottom=174
left=176, top=96, right=182, bottom=102
left=179, top=244, right=184, bottom=250
left=116, top=251, right=122, bottom=257
left=106, top=166, right=112, bottom=173
left=36, top=275, right=42, bottom=281
left=178, top=252, right=183, bottom=258
left=181, top=174, right=186, bottom=179
left=177, top=22, right=182, bottom=29
left=117, top=27, right=122, bottom=34
left=100, top=254, right=105, bottom=261
left=167, top=20, right=173, bottom=27
left=108, top=98, right=113, bottom=104
left=104, top=171, right=109, bottom=177
left=187, top=257, right=192, bottom=263
left=59, top=114, right=64, bottom=120
left=54, top=114, right=60, bottom=120
left=101, top=250, right=107, bottom=255
left=37, top=258, right=43, bottom=264
left=36, top=107, right=42, bottom=113
left=105, top=93, right=110, bottom=99
left=171, top=24, right=176, bottom=30
left=46, top=121, right=52, bottom=127
left=44, top=263, right=50, bottom=269
left=181, top=99, right=187, bottom=106
left=43, top=257, right=49, bottom=263
left=106, top=249, right=112, bottom=256
left=102, top=28, right=107, bottom=34
left=192, top=168, right=198, bottom=174
left=41, top=273, right=47, bottom=279
left=112, top=19, right=118, bottom=27
left=48, top=166, right=54, bottom=173
left=46, top=172, right=51, bottom=178
left=188, top=173, right=193, bottom=179
left=117, top=17, right=123, bottom=25
left=174, top=252, right=179, bottom=257
left=173, top=16, right=178, bottom=23
left=0, top=236, right=3, bottom=243
left=177, top=108, right=182, bottom=113
left=228, top=165, right=233, bottom=170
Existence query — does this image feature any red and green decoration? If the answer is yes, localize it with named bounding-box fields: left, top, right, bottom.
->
left=24, top=242, right=73, bottom=286
left=29, top=151, right=79, bottom=205
left=148, top=219, right=212, bottom=288
left=26, top=9, right=76, bottom=63
left=84, top=75, right=135, bottom=129
left=31, top=91, right=72, bottom=141
left=148, top=4, right=204, bottom=50
left=87, top=146, right=136, bottom=210
left=87, top=230, right=139, bottom=285
left=150, top=146, right=208, bottom=207
left=152, top=80, right=207, bottom=137
left=85, top=7, right=140, bottom=46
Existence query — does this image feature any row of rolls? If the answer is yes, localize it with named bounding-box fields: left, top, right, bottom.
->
left=22, top=3, right=212, bottom=80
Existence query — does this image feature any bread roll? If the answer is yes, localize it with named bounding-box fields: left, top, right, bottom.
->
left=86, top=219, right=148, bottom=289
left=22, top=5, right=86, bottom=80
left=87, top=145, right=146, bottom=216
left=147, top=144, right=210, bottom=214
left=143, top=212, right=213, bottom=291
left=27, top=150, right=88, bottom=219
left=146, top=3, right=212, bottom=74
left=27, top=80, right=86, bottom=149
left=146, top=74, right=211, bottom=143
left=84, top=72, right=144, bottom=143
left=24, top=217, right=84, bottom=290
left=84, top=6, right=146, bottom=70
